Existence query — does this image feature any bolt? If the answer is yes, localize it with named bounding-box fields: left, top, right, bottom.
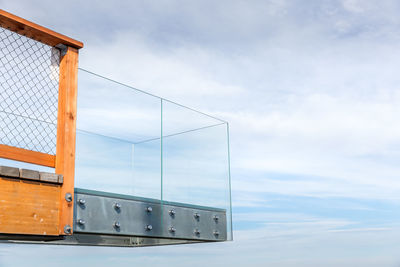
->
left=64, top=225, right=72, bottom=234
left=169, top=209, right=175, bottom=216
left=145, top=224, right=153, bottom=231
left=213, top=215, right=219, bottom=222
left=65, top=193, right=72, bottom=202
left=78, top=198, right=86, bottom=205
left=77, top=219, right=85, bottom=225
left=194, top=229, right=201, bottom=236
left=169, top=227, right=176, bottom=233
left=114, top=221, right=121, bottom=228
left=114, top=202, right=121, bottom=210
left=194, top=213, right=200, bottom=219
left=213, top=230, right=220, bottom=237
left=146, top=206, right=152, bottom=213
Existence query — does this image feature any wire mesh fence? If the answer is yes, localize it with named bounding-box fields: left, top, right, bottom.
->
left=0, top=26, right=60, bottom=155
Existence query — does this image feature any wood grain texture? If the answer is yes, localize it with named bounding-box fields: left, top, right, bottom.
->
left=0, top=144, right=56, bottom=167
left=0, top=9, right=83, bottom=49
left=56, top=47, right=79, bottom=235
left=0, top=177, right=61, bottom=235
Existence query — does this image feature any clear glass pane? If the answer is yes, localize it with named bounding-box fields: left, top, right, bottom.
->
left=69, top=70, right=232, bottom=241
left=132, top=137, right=161, bottom=199
left=75, top=70, right=161, bottom=199
left=162, top=100, right=233, bottom=240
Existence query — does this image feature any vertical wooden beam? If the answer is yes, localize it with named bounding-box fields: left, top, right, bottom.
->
left=56, top=46, right=79, bottom=235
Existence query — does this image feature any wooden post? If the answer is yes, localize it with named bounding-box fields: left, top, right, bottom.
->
left=56, top=46, right=79, bottom=235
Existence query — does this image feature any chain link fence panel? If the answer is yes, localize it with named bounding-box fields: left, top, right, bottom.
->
left=0, top=27, right=60, bottom=155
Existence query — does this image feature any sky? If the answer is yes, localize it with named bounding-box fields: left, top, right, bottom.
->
left=1, top=0, right=400, bottom=266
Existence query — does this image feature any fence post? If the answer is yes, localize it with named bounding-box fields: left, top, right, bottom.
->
left=56, top=46, right=79, bottom=235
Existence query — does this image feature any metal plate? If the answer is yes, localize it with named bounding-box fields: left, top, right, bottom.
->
left=162, top=203, right=227, bottom=240
left=0, top=234, right=204, bottom=247
left=74, top=190, right=227, bottom=241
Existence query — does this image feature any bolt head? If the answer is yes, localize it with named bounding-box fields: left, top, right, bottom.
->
left=64, top=225, right=72, bottom=234
left=77, top=219, right=85, bottom=225
left=78, top=198, right=86, bottom=205
left=213, top=230, right=220, bottom=236
left=169, top=209, right=175, bottom=216
left=194, top=229, right=201, bottom=235
left=145, top=224, right=153, bottom=231
left=169, top=227, right=176, bottom=233
left=146, top=206, right=153, bottom=212
left=114, top=221, right=121, bottom=228
left=65, top=193, right=73, bottom=202
left=114, top=202, right=121, bottom=209
left=213, top=215, right=219, bottom=222
left=194, top=212, right=200, bottom=219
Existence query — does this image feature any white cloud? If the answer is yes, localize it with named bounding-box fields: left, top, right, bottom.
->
left=2, top=218, right=400, bottom=267
left=341, top=0, right=370, bottom=14
left=2, top=0, right=400, bottom=265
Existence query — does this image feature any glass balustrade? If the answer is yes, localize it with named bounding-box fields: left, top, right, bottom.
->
left=75, top=69, right=233, bottom=241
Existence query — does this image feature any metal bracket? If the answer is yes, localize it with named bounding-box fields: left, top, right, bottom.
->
left=55, top=43, right=68, bottom=57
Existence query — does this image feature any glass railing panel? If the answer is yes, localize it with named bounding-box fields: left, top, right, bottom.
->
left=74, top=69, right=232, bottom=241
left=162, top=100, right=232, bottom=240
left=131, top=135, right=161, bottom=199
left=75, top=70, right=161, bottom=199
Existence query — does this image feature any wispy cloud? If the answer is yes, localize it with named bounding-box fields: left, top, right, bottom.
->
left=2, top=0, right=400, bottom=266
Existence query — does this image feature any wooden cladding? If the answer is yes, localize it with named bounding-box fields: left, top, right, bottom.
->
left=0, top=9, right=83, bottom=49
left=0, top=177, right=61, bottom=236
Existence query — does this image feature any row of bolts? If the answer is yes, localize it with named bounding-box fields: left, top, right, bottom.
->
left=76, top=198, right=220, bottom=237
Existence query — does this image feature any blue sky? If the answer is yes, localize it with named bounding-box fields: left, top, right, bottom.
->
left=2, top=0, right=400, bottom=266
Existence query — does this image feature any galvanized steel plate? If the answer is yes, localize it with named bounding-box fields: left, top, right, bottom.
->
left=73, top=189, right=227, bottom=241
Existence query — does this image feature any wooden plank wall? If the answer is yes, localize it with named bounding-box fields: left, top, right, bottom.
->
left=0, top=177, right=61, bottom=235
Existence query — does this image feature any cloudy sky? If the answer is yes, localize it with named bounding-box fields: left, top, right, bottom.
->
left=2, top=0, right=400, bottom=266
